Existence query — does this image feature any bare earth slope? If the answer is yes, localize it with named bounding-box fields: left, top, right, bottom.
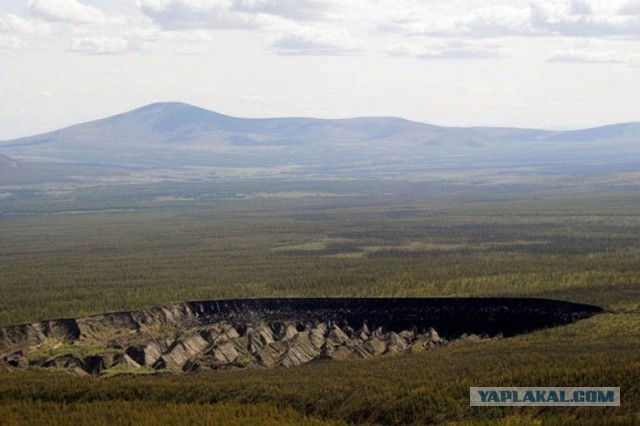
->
left=0, top=298, right=601, bottom=375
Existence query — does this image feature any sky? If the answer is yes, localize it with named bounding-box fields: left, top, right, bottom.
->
left=1, top=0, right=640, bottom=139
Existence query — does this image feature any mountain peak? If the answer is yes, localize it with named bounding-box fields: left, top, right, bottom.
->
left=125, top=101, right=231, bottom=119
left=134, top=101, right=215, bottom=113
left=105, top=102, right=237, bottom=133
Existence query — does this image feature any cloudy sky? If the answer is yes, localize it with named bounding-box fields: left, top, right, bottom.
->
left=1, top=0, right=639, bottom=139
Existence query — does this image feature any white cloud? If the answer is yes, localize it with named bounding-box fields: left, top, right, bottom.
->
left=234, top=0, right=336, bottom=21
left=0, top=34, right=26, bottom=50
left=5, top=0, right=640, bottom=60
left=376, top=2, right=533, bottom=38
left=137, top=0, right=336, bottom=29
left=570, top=0, right=593, bottom=16
left=387, top=39, right=510, bottom=60
left=548, top=50, right=627, bottom=63
left=29, top=0, right=107, bottom=25
left=619, top=0, right=640, bottom=15
left=0, top=3, right=160, bottom=55
left=67, top=36, right=130, bottom=54
left=547, top=39, right=640, bottom=64
left=531, top=1, right=640, bottom=37
left=0, top=13, right=53, bottom=37
left=130, top=1, right=640, bottom=60
left=132, top=0, right=369, bottom=57
left=374, top=0, right=640, bottom=39
left=271, top=27, right=364, bottom=56
left=138, top=0, right=257, bottom=29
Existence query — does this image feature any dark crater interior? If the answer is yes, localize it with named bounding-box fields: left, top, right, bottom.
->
left=186, top=297, right=602, bottom=338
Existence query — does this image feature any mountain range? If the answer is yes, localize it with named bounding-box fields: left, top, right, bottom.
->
left=1, top=102, right=638, bottom=185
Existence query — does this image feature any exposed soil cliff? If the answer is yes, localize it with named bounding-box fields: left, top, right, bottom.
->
left=0, top=298, right=601, bottom=375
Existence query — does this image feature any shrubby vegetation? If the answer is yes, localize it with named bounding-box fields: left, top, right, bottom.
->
left=0, top=401, right=341, bottom=426
left=1, top=186, right=639, bottom=324
left=1, top=181, right=639, bottom=424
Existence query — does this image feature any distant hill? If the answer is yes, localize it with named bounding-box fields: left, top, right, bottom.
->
left=1, top=102, right=638, bottom=183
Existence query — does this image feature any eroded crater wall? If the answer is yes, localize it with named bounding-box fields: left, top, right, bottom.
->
left=0, top=298, right=602, bottom=374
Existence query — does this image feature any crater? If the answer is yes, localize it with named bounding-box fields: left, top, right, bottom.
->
left=0, top=298, right=601, bottom=375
